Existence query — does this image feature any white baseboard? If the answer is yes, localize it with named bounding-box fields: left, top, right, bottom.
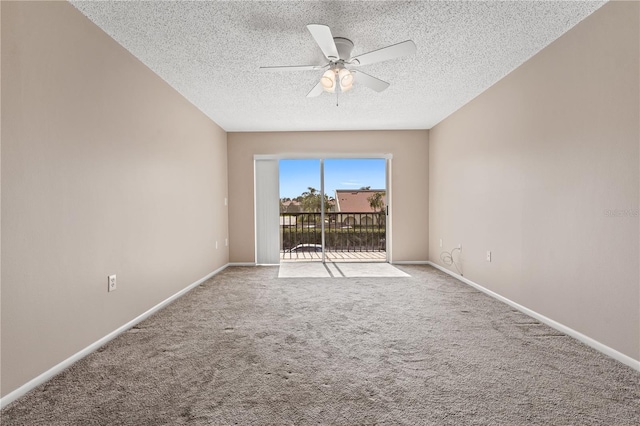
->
left=228, top=262, right=256, bottom=266
left=0, top=263, right=229, bottom=409
left=426, top=261, right=640, bottom=372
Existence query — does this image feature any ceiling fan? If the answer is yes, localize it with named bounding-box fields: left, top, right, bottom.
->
left=260, top=24, right=417, bottom=97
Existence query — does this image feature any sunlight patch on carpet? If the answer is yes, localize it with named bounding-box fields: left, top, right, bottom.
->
left=278, top=262, right=410, bottom=278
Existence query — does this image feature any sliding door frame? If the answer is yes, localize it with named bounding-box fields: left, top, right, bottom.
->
left=254, top=153, right=393, bottom=263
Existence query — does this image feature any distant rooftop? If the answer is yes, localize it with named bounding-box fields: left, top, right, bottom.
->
left=335, top=189, right=386, bottom=213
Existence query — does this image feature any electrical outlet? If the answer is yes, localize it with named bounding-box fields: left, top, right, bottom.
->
left=215, top=241, right=218, bottom=249
left=225, top=238, right=228, bottom=247
left=108, top=275, right=116, bottom=292
left=224, top=197, right=228, bottom=206
left=458, top=244, right=462, bottom=250
left=439, top=238, right=443, bottom=248
left=486, top=251, right=491, bottom=262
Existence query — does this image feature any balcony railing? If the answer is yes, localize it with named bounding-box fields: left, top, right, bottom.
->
left=280, top=212, right=386, bottom=260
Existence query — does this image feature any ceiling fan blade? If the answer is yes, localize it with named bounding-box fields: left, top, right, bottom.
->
left=307, top=24, right=339, bottom=60
left=350, top=40, right=416, bottom=66
left=259, top=65, right=325, bottom=72
left=353, top=71, right=390, bottom=92
left=306, top=81, right=324, bottom=97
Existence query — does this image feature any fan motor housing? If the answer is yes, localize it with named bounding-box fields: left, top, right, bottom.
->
left=333, top=37, right=354, bottom=60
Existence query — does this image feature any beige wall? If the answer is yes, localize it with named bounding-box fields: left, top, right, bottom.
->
left=1, top=1, right=228, bottom=397
left=429, top=1, right=639, bottom=360
left=227, top=131, right=429, bottom=263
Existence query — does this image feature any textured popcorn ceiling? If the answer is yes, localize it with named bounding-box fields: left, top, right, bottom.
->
left=70, top=1, right=606, bottom=132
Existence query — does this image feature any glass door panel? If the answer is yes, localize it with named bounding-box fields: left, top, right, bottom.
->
left=279, top=159, right=322, bottom=262
left=323, top=159, right=387, bottom=263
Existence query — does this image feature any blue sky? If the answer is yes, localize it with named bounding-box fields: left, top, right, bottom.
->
left=279, top=158, right=386, bottom=199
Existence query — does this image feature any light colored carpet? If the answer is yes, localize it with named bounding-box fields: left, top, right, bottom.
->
left=278, top=262, right=411, bottom=278
left=2, top=265, right=638, bottom=425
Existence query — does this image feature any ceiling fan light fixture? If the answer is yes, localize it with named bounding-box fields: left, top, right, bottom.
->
left=321, top=69, right=336, bottom=92
left=338, top=68, right=353, bottom=91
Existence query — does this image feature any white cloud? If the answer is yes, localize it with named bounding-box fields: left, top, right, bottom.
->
left=340, top=181, right=361, bottom=187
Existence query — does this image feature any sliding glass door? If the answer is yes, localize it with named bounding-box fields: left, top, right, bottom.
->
left=278, top=158, right=387, bottom=263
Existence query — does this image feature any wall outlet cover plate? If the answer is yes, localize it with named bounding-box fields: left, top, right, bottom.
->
left=108, top=275, right=116, bottom=292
